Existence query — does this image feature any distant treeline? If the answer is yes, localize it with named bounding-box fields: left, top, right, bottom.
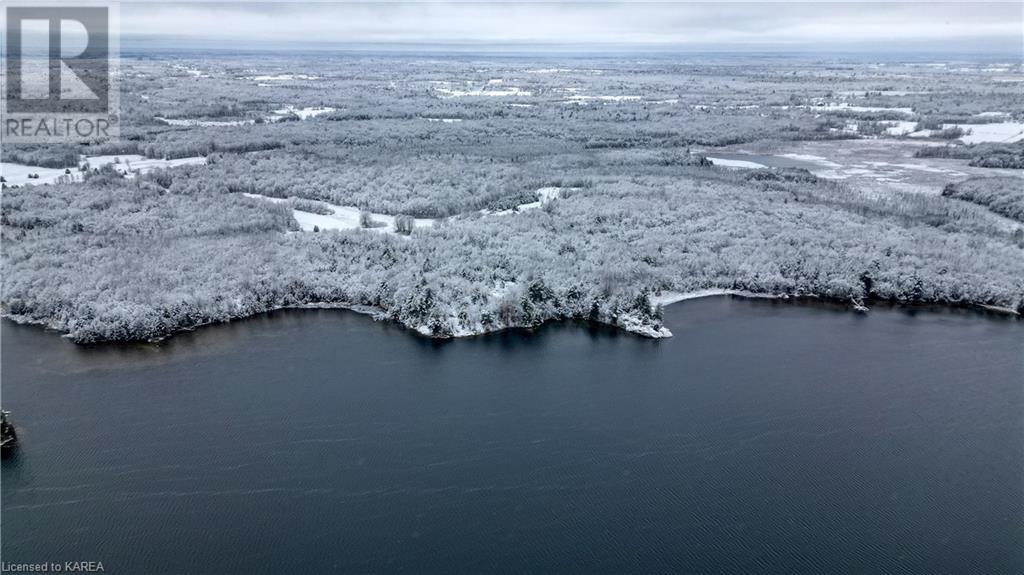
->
left=914, top=142, right=1024, bottom=169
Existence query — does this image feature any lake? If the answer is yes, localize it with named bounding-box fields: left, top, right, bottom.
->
left=2, top=297, right=1022, bottom=574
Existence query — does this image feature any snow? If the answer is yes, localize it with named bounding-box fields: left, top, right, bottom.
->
left=240, top=193, right=435, bottom=235
left=245, top=188, right=570, bottom=234
left=422, top=117, right=463, bottom=123
left=651, top=289, right=782, bottom=307
left=536, top=187, right=562, bottom=203
left=815, top=158, right=967, bottom=182
left=810, top=102, right=914, bottom=114
left=699, top=140, right=1014, bottom=190
left=249, top=74, right=319, bottom=81
left=86, top=155, right=206, bottom=173
left=884, top=120, right=921, bottom=137
left=2, top=155, right=207, bottom=186
left=1, top=163, right=73, bottom=186
left=271, top=106, right=336, bottom=120
left=172, top=65, right=209, bottom=78
left=155, top=106, right=335, bottom=127
left=615, top=314, right=672, bottom=338
left=942, top=122, right=1024, bottom=144
left=864, top=161, right=953, bottom=174
left=837, top=90, right=926, bottom=97
left=433, top=83, right=532, bottom=98
left=481, top=187, right=569, bottom=216
left=292, top=209, right=361, bottom=233
left=565, top=94, right=642, bottom=104
left=979, top=304, right=1021, bottom=316
left=156, top=117, right=253, bottom=127
left=778, top=154, right=843, bottom=169
left=707, top=157, right=768, bottom=169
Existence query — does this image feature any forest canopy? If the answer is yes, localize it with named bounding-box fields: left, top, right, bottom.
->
left=2, top=55, right=1022, bottom=341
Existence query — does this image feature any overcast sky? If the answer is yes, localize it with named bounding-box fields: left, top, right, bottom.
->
left=121, top=2, right=1023, bottom=52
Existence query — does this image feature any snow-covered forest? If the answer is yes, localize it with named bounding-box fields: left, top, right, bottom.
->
left=2, top=55, right=1022, bottom=342
left=942, top=177, right=1024, bottom=223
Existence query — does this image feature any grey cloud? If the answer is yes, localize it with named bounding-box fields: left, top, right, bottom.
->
left=120, top=2, right=1022, bottom=51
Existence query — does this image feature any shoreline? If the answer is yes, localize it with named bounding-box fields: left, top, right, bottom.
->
left=2, top=290, right=1018, bottom=347
left=650, top=288, right=784, bottom=307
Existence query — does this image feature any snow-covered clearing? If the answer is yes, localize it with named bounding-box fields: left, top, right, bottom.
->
left=155, top=117, right=252, bottom=127
left=171, top=64, right=209, bottom=78
left=884, top=121, right=929, bottom=137
left=809, top=102, right=914, bottom=115
left=837, top=90, right=927, bottom=97
left=790, top=153, right=968, bottom=183
left=433, top=83, right=532, bottom=98
left=943, top=122, right=1024, bottom=144
left=697, top=142, right=1015, bottom=193
left=241, top=194, right=435, bottom=234
left=88, top=155, right=207, bottom=173
left=272, top=106, right=336, bottom=120
left=511, top=186, right=564, bottom=211
left=708, top=157, right=768, bottom=169
left=155, top=106, right=336, bottom=128
left=248, top=74, right=319, bottom=82
left=240, top=187, right=573, bottom=234
left=565, top=94, right=642, bottom=104
left=778, top=154, right=843, bottom=170
left=864, top=161, right=955, bottom=174
left=2, top=155, right=207, bottom=186
left=480, top=187, right=570, bottom=216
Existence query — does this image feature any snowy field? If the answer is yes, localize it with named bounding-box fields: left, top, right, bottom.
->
left=707, top=157, right=768, bottom=169
left=945, top=122, right=1024, bottom=145
left=432, top=81, right=533, bottom=98
left=702, top=140, right=1024, bottom=194
left=241, top=187, right=572, bottom=233
left=241, top=193, right=437, bottom=234
left=2, top=155, right=206, bottom=186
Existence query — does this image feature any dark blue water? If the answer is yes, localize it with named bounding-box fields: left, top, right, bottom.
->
left=2, top=297, right=1022, bottom=574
